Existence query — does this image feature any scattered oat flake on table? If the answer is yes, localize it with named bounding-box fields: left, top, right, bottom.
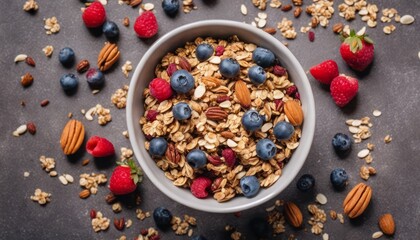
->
left=30, top=188, right=51, bottom=205
left=322, top=233, right=329, bottom=240
left=240, top=4, right=247, bottom=15
left=142, top=3, right=154, bottom=11
left=13, top=124, right=27, bottom=136
left=358, top=149, right=370, bottom=158
left=121, top=60, right=132, bottom=78
left=316, top=193, right=328, bottom=205
left=44, top=17, right=60, bottom=35
left=400, top=15, right=414, bottom=25
left=24, top=171, right=30, bottom=177
left=42, top=45, right=54, bottom=57
left=384, top=135, right=392, bottom=143
left=373, top=110, right=382, bottom=117
left=14, top=54, right=27, bottom=63
left=372, top=231, right=384, bottom=238
left=98, top=0, right=107, bottom=5
left=23, top=0, right=38, bottom=12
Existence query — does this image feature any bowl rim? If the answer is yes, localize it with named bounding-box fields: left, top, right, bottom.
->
left=127, top=20, right=315, bottom=213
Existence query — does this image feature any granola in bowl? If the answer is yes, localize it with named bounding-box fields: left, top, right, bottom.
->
left=139, top=35, right=303, bottom=202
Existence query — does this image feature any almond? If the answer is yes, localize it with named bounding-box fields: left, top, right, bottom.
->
left=220, top=131, right=235, bottom=139
left=294, top=7, right=302, bottom=18
left=284, top=201, right=303, bottom=228
left=284, top=100, right=304, bottom=126
left=343, top=183, right=372, bottom=218
left=263, top=27, right=277, bottom=35
left=129, top=0, right=142, bottom=7
left=205, top=107, right=228, bottom=121
left=281, top=4, right=292, bottom=11
left=98, top=42, right=120, bottom=71
left=79, top=189, right=90, bottom=199
left=60, top=119, right=85, bottom=155
left=333, top=22, right=344, bottom=34
left=235, top=80, right=251, bottom=108
left=378, top=213, right=395, bottom=235
left=21, top=73, right=33, bottom=87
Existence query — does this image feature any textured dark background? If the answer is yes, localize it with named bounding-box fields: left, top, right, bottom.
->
left=1, top=0, right=420, bottom=239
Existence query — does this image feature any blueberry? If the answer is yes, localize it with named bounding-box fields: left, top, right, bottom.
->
left=170, top=69, right=195, bottom=94
left=248, top=65, right=266, bottom=85
left=240, top=175, right=260, bottom=198
left=219, top=58, right=240, bottom=78
left=330, top=168, right=349, bottom=190
left=172, top=102, right=192, bottom=120
left=153, top=207, right=173, bottom=229
left=252, top=47, right=275, bottom=68
left=58, top=47, right=75, bottom=67
left=187, top=149, right=207, bottom=168
left=149, top=137, right=168, bottom=157
left=332, top=133, right=352, bottom=153
left=296, top=174, right=315, bottom=192
left=162, top=0, right=179, bottom=17
left=273, top=121, right=295, bottom=140
left=59, top=73, right=78, bottom=91
left=196, top=43, right=214, bottom=62
left=86, top=68, right=105, bottom=89
left=191, top=236, right=207, bottom=240
left=241, top=109, right=264, bottom=131
left=256, top=138, right=277, bottom=161
left=102, top=21, right=119, bottom=39
left=248, top=216, right=272, bottom=238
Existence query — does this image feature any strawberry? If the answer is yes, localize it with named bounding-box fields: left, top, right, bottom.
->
left=109, top=159, right=143, bottom=195
left=82, top=1, right=106, bottom=28
left=134, top=11, right=158, bottom=38
left=340, top=29, right=374, bottom=71
left=309, top=59, right=339, bottom=85
left=330, top=75, right=359, bottom=107
left=86, top=136, right=115, bottom=157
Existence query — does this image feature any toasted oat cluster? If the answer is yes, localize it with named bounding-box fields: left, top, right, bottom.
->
left=139, top=36, right=303, bottom=202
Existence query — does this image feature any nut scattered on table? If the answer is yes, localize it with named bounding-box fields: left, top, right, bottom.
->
left=343, top=183, right=372, bottom=218
left=20, top=73, right=34, bottom=87
left=98, top=42, right=120, bottom=71
left=378, top=213, right=395, bottom=235
left=60, top=119, right=85, bottom=155
left=284, top=201, right=303, bottom=228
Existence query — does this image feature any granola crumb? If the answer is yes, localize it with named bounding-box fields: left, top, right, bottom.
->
left=23, top=0, right=38, bottom=12
left=112, top=202, right=123, bottom=213
left=39, top=155, right=55, bottom=173
left=91, top=211, right=110, bottom=232
left=171, top=215, right=197, bottom=235
left=125, top=219, right=133, bottom=228
left=44, top=17, right=60, bottom=35
left=308, top=204, right=327, bottom=235
left=329, top=210, right=337, bottom=220
left=24, top=171, right=30, bottom=177
left=136, top=208, right=150, bottom=220
left=337, top=213, right=344, bottom=224
left=95, top=104, right=112, bottom=125
left=111, top=85, right=129, bottom=109
left=182, top=0, right=196, bottom=13
left=30, top=188, right=51, bottom=205
left=122, top=130, right=129, bottom=139
left=277, top=18, right=297, bottom=39
left=252, top=0, right=267, bottom=10
left=42, top=45, right=54, bottom=57
left=121, top=61, right=133, bottom=78
left=269, top=0, right=281, bottom=8
left=360, top=165, right=370, bottom=180
left=384, top=135, right=392, bottom=143
left=79, top=173, right=107, bottom=194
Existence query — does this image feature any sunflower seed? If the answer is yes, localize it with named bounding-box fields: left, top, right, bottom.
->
left=400, top=15, right=414, bottom=25
left=240, top=4, right=247, bottom=15
left=373, top=110, right=382, bottom=117
left=372, top=231, right=383, bottom=238
left=316, top=193, right=328, bottom=205
left=59, top=175, right=68, bottom=185
left=257, top=19, right=267, bottom=28
left=64, top=174, right=74, bottom=183
left=13, top=124, right=27, bottom=136
left=15, top=54, right=28, bottom=63
left=357, top=149, right=370, bottom=158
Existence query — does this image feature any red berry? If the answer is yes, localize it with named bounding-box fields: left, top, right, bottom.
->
left=149, top=78, right=173, bottom=102
left=166, top=63, right=177, bottom=77
left=274, top=99, right=283, bottom=111
left=273, top=65, right=287, bottom=76
left=190, top=177, right=212, bottom=198
left=330, top=75, right=359, bottom=107
left=82, top=2, right=106, bottom=28
left=109, top=159, right=142, bottom=195
left=308, top=31, right=315, bottom=42
left=146, top=110, right=159, bottom=122
left=86, top=136, right=115, bottom=157
left=286, top=85, right=298, bottom=97
left=340, top=30, right=374, bottom=71
left=222, top=148, right=236, bottom=167
left=134, top=11, right=158, bottom=38
left=207, top=155, right=222, bottom=166
left=309, top=59, right=339, bottom=85
left=215, top=46, right=225, bottom=56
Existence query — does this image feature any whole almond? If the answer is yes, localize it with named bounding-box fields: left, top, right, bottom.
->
left=27, top=122, right=36, bottom=135
left=178, top=57, right=192, bottom=72
left=129, top=0, right=142, bottom=7
left=284, top=100, right=304, bottom=126
left=263, top=27, right=277, bottom=35
left=343, top=183, right=372, bottom=218
left=98, top=42, right=120, bottom=71
left=284, top=202, right=303, bottom=228
left=60, top=119, right=85, bottom=155
left=378, top=213, right=395, bottom=235
left=20, top=73, right=33, bottom=87
left=281, top=4, right=292, bottom=11
left=79, top=189, right=91, bottom=199
left=76, top=59, right=90, bottom=73
left=220, top=131, right=235, bottom=139
left=235, top=80, right=251, bottom=108
left=294, top=7, right=302, bottom=18
left=205, top=107, right=228, bottom=121
left=25, top=57, right=36, bottom=67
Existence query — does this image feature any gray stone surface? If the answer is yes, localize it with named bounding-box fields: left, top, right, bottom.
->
left=1, top=0, right=420, bottom=239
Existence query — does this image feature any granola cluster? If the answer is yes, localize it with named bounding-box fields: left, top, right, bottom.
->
left=139, top=36, right=303, bottom=202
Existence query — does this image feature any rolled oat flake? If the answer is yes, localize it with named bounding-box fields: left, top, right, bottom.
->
left=400, top=15, right=414, bottom=25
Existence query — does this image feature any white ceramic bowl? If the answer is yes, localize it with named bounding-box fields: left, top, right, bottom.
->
left=127, top=20, right=315, bottom=213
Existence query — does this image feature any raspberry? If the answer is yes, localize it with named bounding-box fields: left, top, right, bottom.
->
left=149, top=78, right=173, bottom=102
left=286, top=86, right=298, bottom=97
left=273, top=65, right=287, bottom=76
left=215, top=46, right=225, bottom=56
left=134, top=11, right=158, bottom=38
left=309, top=59, right=339, bottom=85
left=330, top=75, right=359, bottom=107
left=146, top=110, right=159, bottom=122
left=82, top=2, right=106, bottom=28
left=190, top=177, right=212, bottom=198
left=86, top=136, right=115, bottom=157
left=166, top=63, right=177, bottom=77
left=222, top=148, right=236, bottom=167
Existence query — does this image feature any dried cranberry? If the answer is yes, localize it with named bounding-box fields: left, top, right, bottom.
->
left=308, top=31, right=315, bottom=42
left=146, top=109, right=159, bottom=121
left=90, top=209, right=96, bottom=219
left=273, top=65, right=287, bottom=76
left=274, top=99, right=284, bottom=111
left=215, top=45, right=225, bottom=56
left=216, top=95, right=230, bottom=103
left=140, top=229, right=149, bottom=236
left=295, top=92, right=300, bottom=100
left=166, top=63, right=177, bottom=77
left=286, top=86, right=297, bottom=97
left=207, top=155, right=222, bottom=165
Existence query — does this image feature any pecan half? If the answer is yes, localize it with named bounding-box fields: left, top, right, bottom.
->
left=97, top=42, right=120, bottom=71
left=165, top=143, right=180, bottom=164
left=77, top=59, right=90, bottom=73
left=205, top=107, right=228, bottom=121
left=178, top=57, right=191, bottom=72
